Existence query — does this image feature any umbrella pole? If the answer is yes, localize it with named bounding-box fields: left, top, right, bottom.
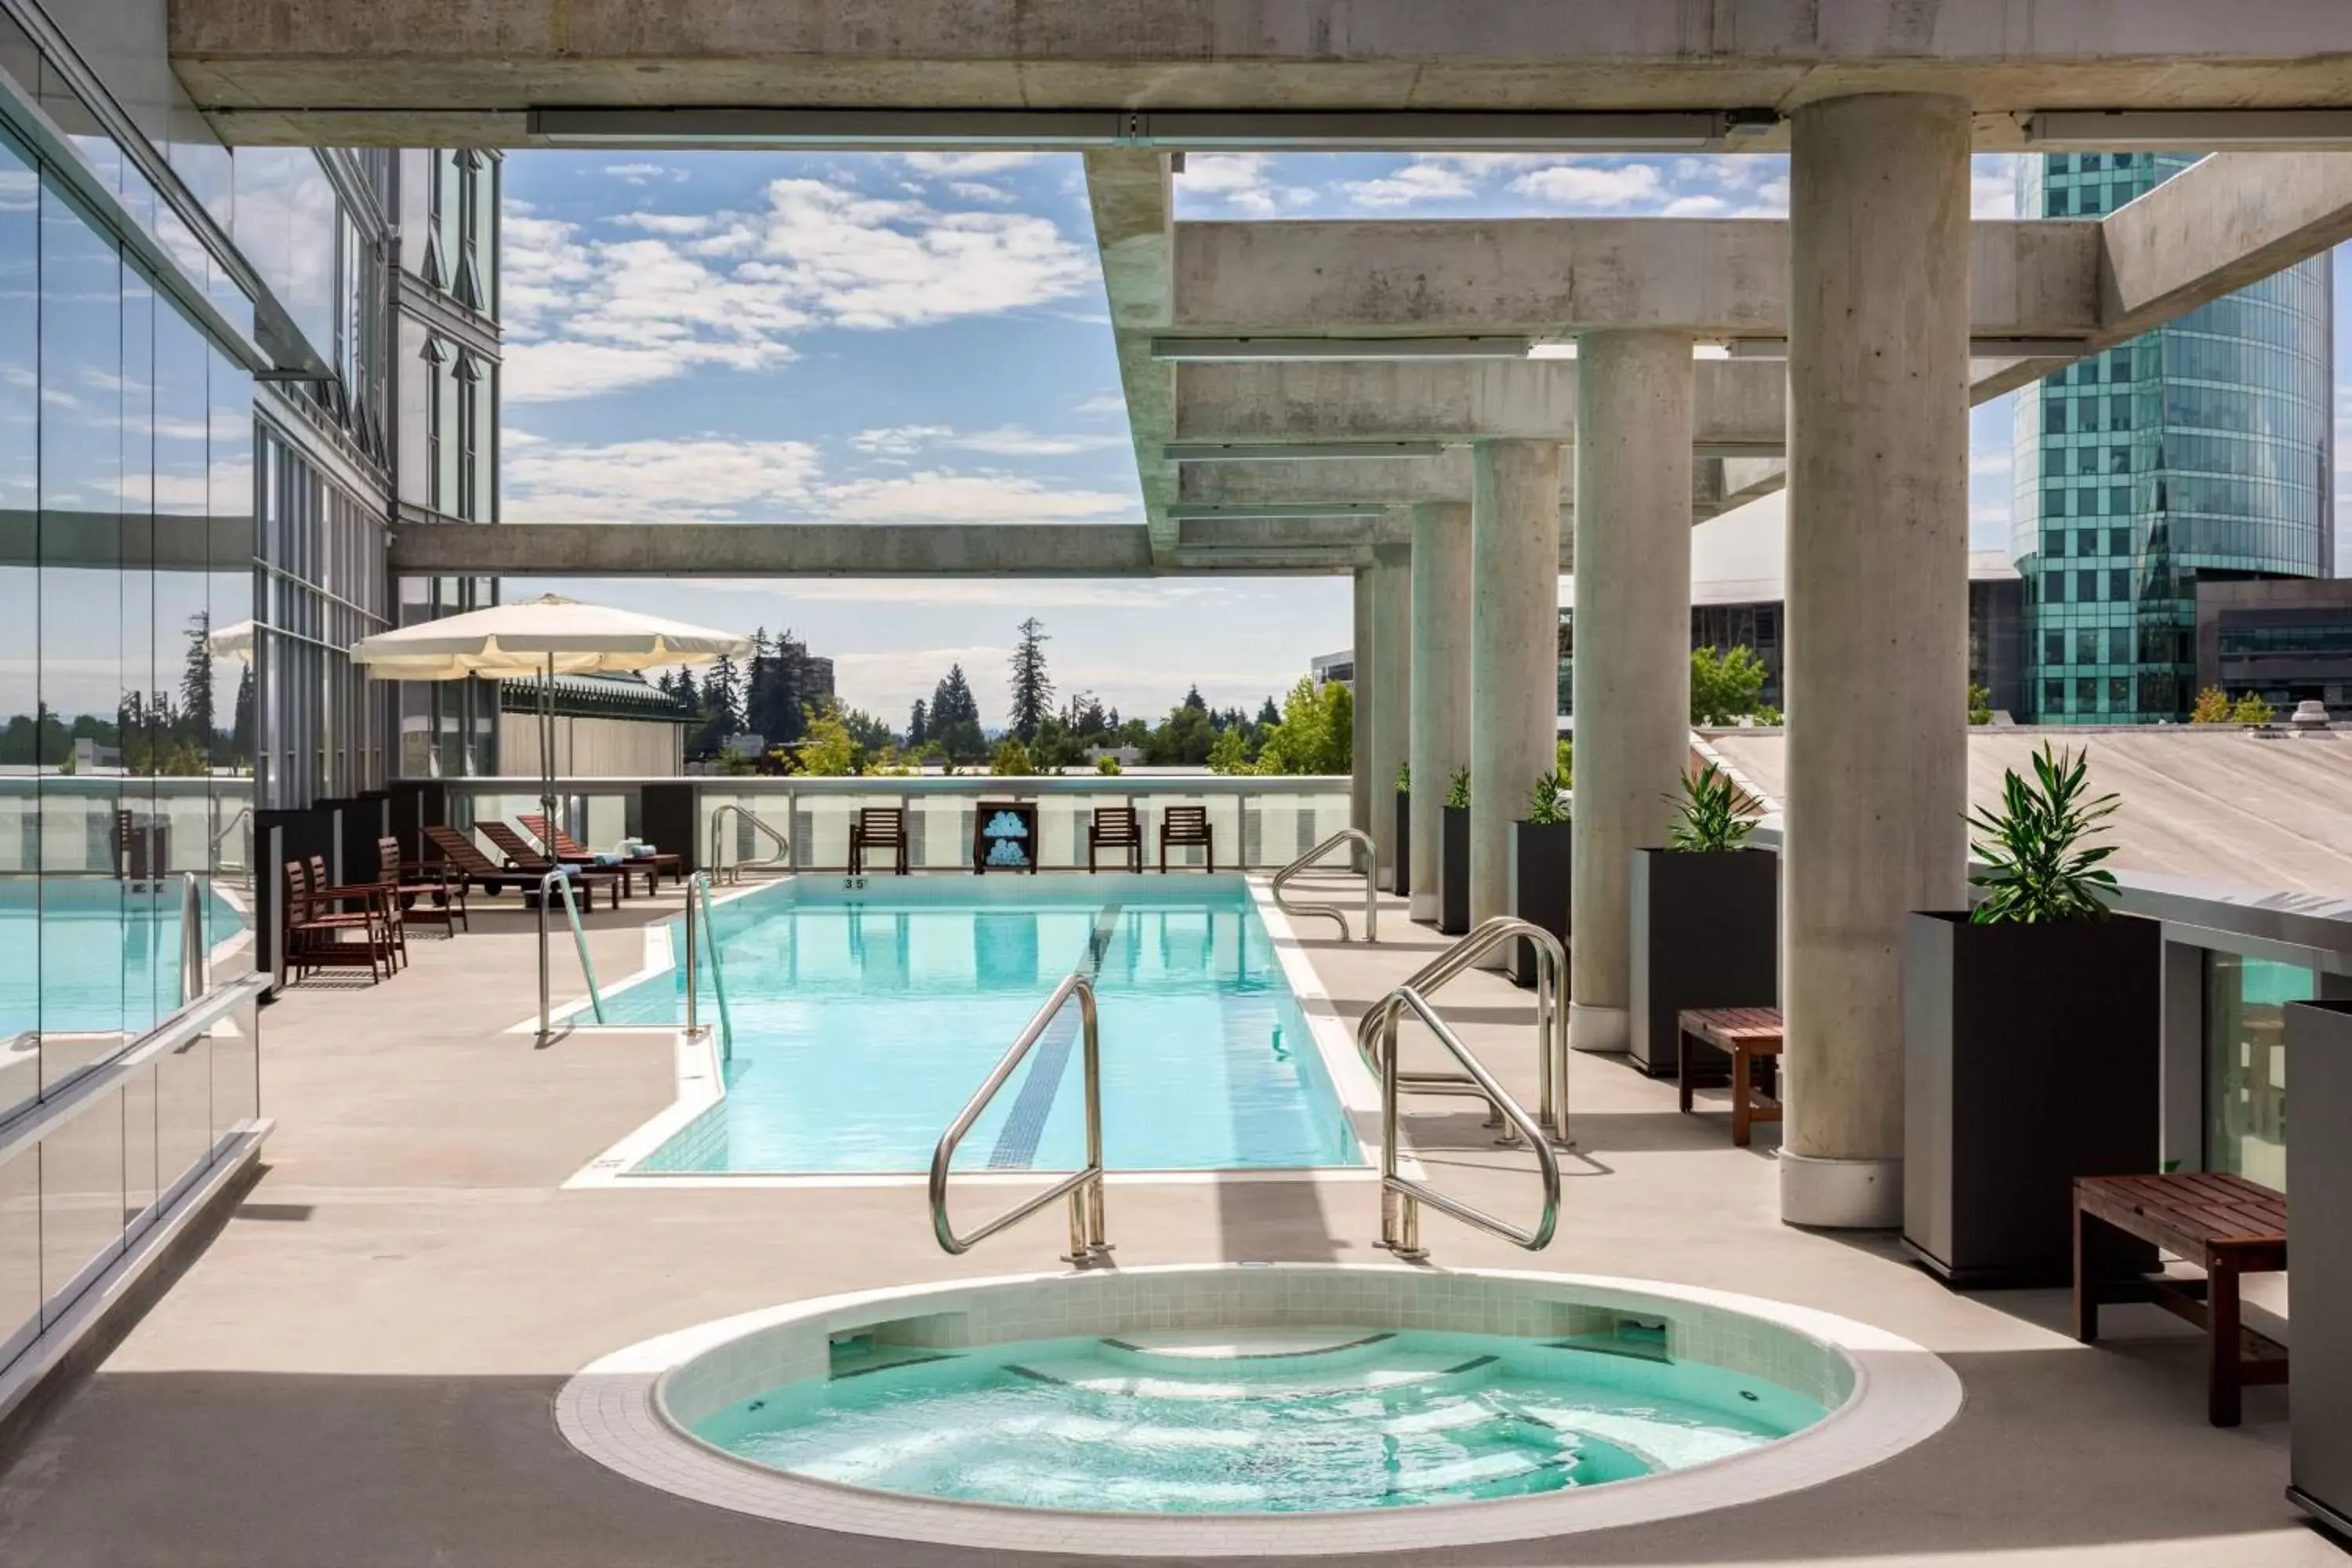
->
left=541, top=655, right=557, bottom=853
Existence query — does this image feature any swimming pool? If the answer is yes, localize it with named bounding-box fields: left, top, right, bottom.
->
left=0, top=877, right=245, bottom=1040
left=601, top=877, right=1363, bottom=1174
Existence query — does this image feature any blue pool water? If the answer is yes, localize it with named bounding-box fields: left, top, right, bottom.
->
left=699, top=1327, right=1827, bottom=1513
left=0, top=879, right=245, bottom=1039
left=604, top=878, right=1363, bottom=1173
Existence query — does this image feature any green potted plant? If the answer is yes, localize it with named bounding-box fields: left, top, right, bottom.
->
left=1508, top=766, right=1572, bottom=988
left=1904, top=743, right=2159, bottom=1287
left=1439, top=766, right=1471, bottom=935
left=1628, top=764, right=1777, bottom=1076
left=1392, top=761, right=1411, bottom=900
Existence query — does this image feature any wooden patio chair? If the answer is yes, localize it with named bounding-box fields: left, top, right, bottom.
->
left=378, top=835, right=466, bottom=935
left=281, top=859, right=389, bottom=984
left=1159, top=804, right=1214, bottom=873
left=478, top=821, right=624, bottom=909
left=521, top=811, right=678, bottom=895
left=850, top=806, right=910, bottom=876
left=1087, top=805, right=1142, bottom=873
left=309, top=853, right=405, bottom=971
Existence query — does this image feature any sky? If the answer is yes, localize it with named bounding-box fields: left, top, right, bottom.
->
left=502, top=149, right=2352, bottom=731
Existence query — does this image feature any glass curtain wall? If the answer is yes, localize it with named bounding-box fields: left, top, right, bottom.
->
left=0, top=91, right=260, bottom=1368
left=2204, top=953, right=2310, bottom=1192
left=2013, top=152, right=2332, bottom=722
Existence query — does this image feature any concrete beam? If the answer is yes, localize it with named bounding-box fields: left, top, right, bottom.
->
left=1172, top=359, right=1787, bottom=451
left=168, top=2, right=2352, bottom=147
left=1177, top=452, right=1744, bottom=524
left=2098, top=151, right=2352, bottom=343
left=1084, top=152, right=1181, bottom=565
left=1172, top=220, right=2096, bottom=340
left=390, top=522, right=1161, bottom=578
left=1174, top=514, right=1410, bottom=550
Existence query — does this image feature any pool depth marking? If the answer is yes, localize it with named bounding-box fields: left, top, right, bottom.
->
left=985, top=901, right=1121, bottom=1170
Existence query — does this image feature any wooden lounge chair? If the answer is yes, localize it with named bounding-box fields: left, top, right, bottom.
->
left=478, top=821, right=625, bottom=909
left=1087, top=805, right=1142, bottom=873
left=1160, top=804, right=1214, bottom=873
left=521, top=812, right=679, bottom=895
left=850, top=806, right=909, bottom=876
left=423, top=824, right=620, bottom=910
left=281, top=860, right=390, bottom=983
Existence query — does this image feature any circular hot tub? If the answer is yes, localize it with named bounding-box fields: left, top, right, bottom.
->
left=558, top=1265, right=1959, bottom=1556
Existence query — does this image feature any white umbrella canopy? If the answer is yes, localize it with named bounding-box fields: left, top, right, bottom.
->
left=347, top=593, right=751, bottom=680
left=349, top=594, right=750, bottom=855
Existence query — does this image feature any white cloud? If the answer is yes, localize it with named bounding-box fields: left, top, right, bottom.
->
left=1661, top=194, right=1730, bottom=217
left=1970, top=450, right=2013, bottom=477
left=902, top=151, right=1047, bottom=176
left=1509, top=161, right=1666, bottom=209
left=605, top=162, right=687, bottom=186
left=1972, top=155, right=2021, bottom=219
left=1073, top=392, right=1127, bottom=418
left=946, top=181, right=1014, bottom=204
left=855, top=424, right=1127, bottom=458
left=505, top=437, right=822, bottom=524
left=501, top=177, right=1097, bottom=401
left=1341, top=160, right=1475, bottom=209
left=821, top=470, right=1136, bottom=523
left=614, top=211, right=713, bottom=235
left=1177, top=154, right=1315, bottom=217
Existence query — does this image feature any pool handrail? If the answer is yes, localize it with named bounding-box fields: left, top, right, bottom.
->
left=707, top=804, right=791, bottom=884
left=1269, top=827, right=1377, bottom=943
left=682, top=872, right=735, bottom=1063
left=1375, top=982, right=1561, bottom=1261
left=535, top=867, right=607, bottom=1042
left=1356, top=915, right=1570, bottom=1145
left=177, top=872, right=208, bottom=1007
left=928, top=971, right=1110, bottom=1266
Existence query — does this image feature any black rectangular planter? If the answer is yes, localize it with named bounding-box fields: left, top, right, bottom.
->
left=1507, top=818, right=1571, bottom=989
left=1628, top=848, right=1777, bottom=1075
left=1392, top=791, right=1410, bottom=898
left=1903, top=911, right=2161, bottom=1288
left=2288, top=1000, right=2352, bottom=1535
left=1439, top=805, right=1470, bottom=935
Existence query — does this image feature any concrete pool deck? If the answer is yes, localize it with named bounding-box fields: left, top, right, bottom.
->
left=0, top=873, right=2336, bottom=1566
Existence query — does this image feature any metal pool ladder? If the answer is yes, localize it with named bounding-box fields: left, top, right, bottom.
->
left=1372, top=982, right=1561, bottom=1262
left=1269, top=827, right=1378, bottom=942
left=706, top=804, right=791, bottom=884
left=682, top=872, right=734, bottom=1063
left=928, top=972, right=1111, bottom=1267
left=1356, top=916, right=1570, bottom=1145
left=535, top=867, right=606, bottom=1042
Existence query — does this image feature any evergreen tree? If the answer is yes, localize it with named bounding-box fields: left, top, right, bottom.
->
left=1181, top=684, right=1206, bottom=713
left=928, top=663, right=985, bottom=761
left=907, top=699, right=929, bottom=747
left=230, top=669, right=254, bottom=769
left=690, top=655, right=744, bottom=758
left=746, top=626, right=808, bottom=746
left=1007, top=616, right=1053, bottom=741
left=180, top=611, right=216, bottom=747
left=1256, top=695, right=1280, bottom=727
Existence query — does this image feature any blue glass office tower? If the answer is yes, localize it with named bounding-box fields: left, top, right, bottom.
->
left=2012, top=153, right=2333, bottom=723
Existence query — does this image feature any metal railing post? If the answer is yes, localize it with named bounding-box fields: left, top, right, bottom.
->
left=684, top=878, right=700, bottom=1037
left=537, top=867, right=606, bottom=1041
left=1356, top=916, right=1571, bottom=1146
left=178, top=872, right=207, bottom=1008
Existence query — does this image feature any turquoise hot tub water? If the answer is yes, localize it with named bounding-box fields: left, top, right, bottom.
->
left=0, top=878, right=245, bottom=1040
left=602, top=878, right=1363, bottom=1174
left=696, top=1327, right=1828, bottom=1514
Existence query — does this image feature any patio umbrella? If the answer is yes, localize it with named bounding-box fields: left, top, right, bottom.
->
left=348, top=593, right=750, bottom=848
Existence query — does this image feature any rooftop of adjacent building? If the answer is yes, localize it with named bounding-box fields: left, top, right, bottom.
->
left=1706, top=724, right=2352, bottom=899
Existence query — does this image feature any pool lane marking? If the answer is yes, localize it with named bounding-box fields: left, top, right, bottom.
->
left=985, top=902, right=1122, bottom=1171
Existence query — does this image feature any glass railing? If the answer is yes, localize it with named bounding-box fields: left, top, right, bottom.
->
left=432, top=775, right=1352, bottom=874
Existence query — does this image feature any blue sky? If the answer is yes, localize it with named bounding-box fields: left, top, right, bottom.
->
left=503, top=150, right=2352, bottom=728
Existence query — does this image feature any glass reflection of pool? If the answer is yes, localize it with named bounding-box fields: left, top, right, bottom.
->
left=699, top=1327, right=1826, bottom=1514
left=0, top=877, right=245, bottom=1040
left=603, top=877, right=1362, bottom=1174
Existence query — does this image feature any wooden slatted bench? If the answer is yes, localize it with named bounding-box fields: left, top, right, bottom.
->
left=1675, top=1006, right=1783, bottom=1147
left=2074, top=1172, right=2288, bottom=1427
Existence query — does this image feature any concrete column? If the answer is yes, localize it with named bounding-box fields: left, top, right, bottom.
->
left=1349, top=568, right=1374, bottom=845
left=1782, top=93, right=1973, bottom=1228
left=1408, top=500, right=1472, bottom=923
left=1367, top=543, right=1413, bottom=889
left=1470, top=439, right=1564, bottom=953
left=1570, top=330, right=1696, bottom=1054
